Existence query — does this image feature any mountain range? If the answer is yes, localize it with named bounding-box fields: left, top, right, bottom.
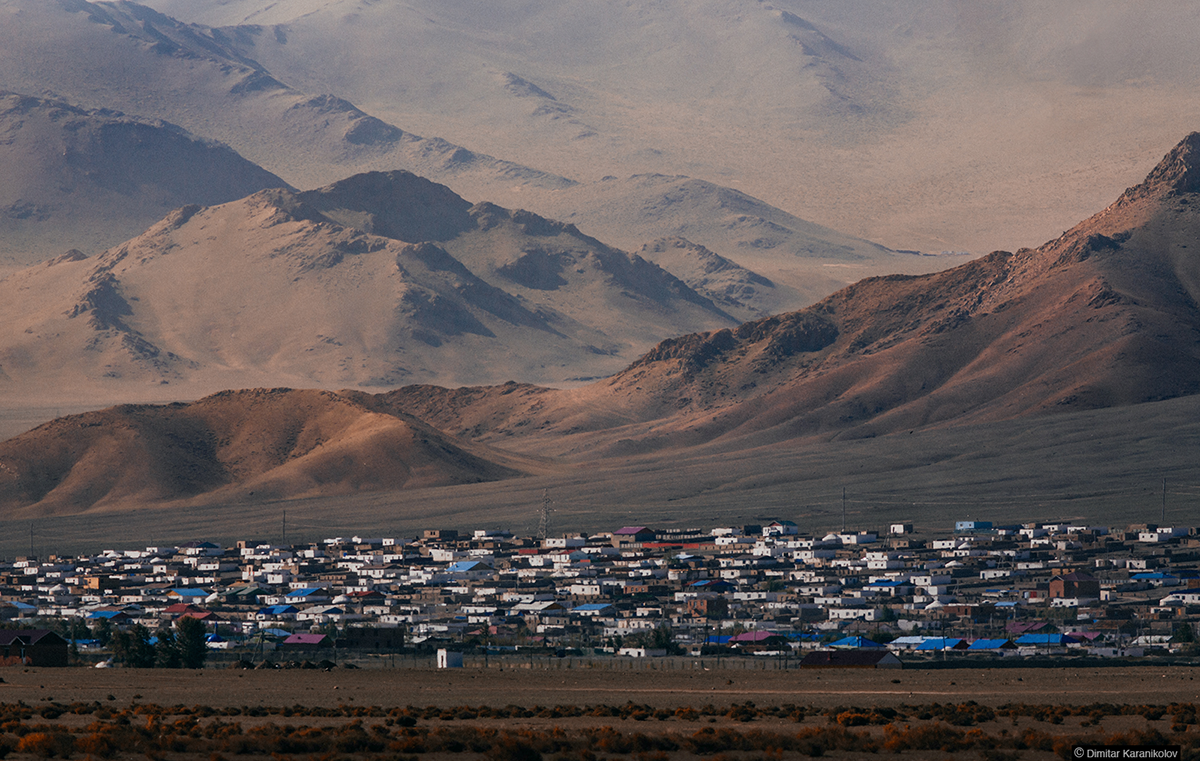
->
left=374, top=135, right=1200, bottom=456
left=7, top=0, right=1193, bottom=265
left=3, top=133, right=1199, bottom=519
left=0, top=0, right=957, bottom=313
left=121, top=0, right=1200, bottom=253
left=0, top=170, right=737, bottom=399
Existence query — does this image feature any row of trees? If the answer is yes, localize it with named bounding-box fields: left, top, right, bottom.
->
left=108, top=617, right=208, bottom=669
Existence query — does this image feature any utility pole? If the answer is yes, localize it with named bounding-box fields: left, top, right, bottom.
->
left=537, top=490, right=553, bottom=541
left=842, top=488, right=847, bottom=533
left=282, top=510, right=287, bottom=545
left=1162, top=479, right=1167, bottom=525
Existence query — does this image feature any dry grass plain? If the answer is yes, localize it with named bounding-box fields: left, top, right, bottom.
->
left=1, top=665, right=1198, bottom=759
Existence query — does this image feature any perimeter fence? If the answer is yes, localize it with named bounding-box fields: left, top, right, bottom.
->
left=200, top=650, right=808, bottom=671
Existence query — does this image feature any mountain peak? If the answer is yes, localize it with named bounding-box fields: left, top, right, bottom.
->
left=299, top=171, right=474, bottom=242
left=1123, top=132, right=1200, bottom=202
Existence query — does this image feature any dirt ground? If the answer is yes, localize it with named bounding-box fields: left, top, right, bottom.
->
left=4, top=664, right=1200, bottom=709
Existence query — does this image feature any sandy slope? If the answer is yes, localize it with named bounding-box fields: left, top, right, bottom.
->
left=0, top=171, right=735, bottom=398
left=0, top=388, right=539, bottom=515
left=533, top=175, right=967, bottom=310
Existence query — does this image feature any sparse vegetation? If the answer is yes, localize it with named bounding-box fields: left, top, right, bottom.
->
left=0, top=696, right=1195, bottom=759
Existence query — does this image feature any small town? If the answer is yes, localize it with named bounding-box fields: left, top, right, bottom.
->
left=3, top=519, right=1199, bottom=669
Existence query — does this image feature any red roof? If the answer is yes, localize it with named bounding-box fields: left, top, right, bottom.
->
left=179, top=611, right=223, bottom=622
left=283, top=633, right=328, bottom=645
left=163, top=603, right=206, bottom=615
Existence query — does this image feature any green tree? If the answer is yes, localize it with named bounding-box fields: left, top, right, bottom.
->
left=650, top=623, right=682, bottom=655
left=110, top=625, right=154, bottom=668
left=176, top=617, right=208, bottom=669
left=154, top=626, right=181, bottom=669
left=317, top=621, right=341, bottom=638
left=69, top=618, right=91, bottom=642
left=92, top=617, right=113, bottom=646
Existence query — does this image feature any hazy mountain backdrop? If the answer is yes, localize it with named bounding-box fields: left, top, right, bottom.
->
left=2, top=0, right=1199, bottom=544
left=5, top=135, right=1200, bottom=520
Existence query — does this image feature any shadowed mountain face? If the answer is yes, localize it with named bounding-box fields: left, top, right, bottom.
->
left=0, top=91, right=292, bottom=262
left=0, top=388, right=529, bottom=515
left=376, top=134, right=1200, bottom=455
left=0, top=171, right=734, bottom=397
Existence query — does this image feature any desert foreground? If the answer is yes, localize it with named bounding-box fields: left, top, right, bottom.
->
left=3, top=663, right=1200, bottom=708
left=0, top=664, right=1198, bottom=759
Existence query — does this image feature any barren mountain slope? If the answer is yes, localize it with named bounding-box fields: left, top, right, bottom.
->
left=6, top=137, right=1200, bottom=520
left=534, top=176, right=965, bottom=311
left=633, top=238, right=786, bottom=321
left=0, top=91, right=291, bottom=263
left=0, top=0, right=936, bottom=300
left=377, top=134, right=1200, bottom=457
left=0, top=171, right=734, bottom=400
left=140, top=0, right=1200, bottom=254
left=0, top=388, right=531, bottom=515
left=0, top=0, right=572, bottom=209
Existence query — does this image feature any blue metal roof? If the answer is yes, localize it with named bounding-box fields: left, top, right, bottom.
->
left=916, top=637, right=963, bottom=650
left=448, top=560, right=490, bottom=572
left=257, top=604, right=298, bottom=615
left=1015, top=633, right=1075, bottom=645
left=86, top=610, right=125, bottom=619
left=285, top=588, right=328, bottom=597
left=967, top=639, right=1013, bottom=650
left=170, top=588, right=210, bottom=597
left=829, top=636, right=883, bottom=648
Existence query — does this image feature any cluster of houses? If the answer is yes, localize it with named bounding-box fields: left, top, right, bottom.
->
left=1, top=519, right=1198, bottom=665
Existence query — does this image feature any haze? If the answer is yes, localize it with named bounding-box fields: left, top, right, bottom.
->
left=2, top=0, right=1200, bottom=547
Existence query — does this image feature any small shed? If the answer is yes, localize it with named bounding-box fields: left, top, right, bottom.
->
left=437, top=649, right=463, bottom=668
left=800, top=650, right=902, bottom=669
left=612, top=526, right=657, bottom=546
